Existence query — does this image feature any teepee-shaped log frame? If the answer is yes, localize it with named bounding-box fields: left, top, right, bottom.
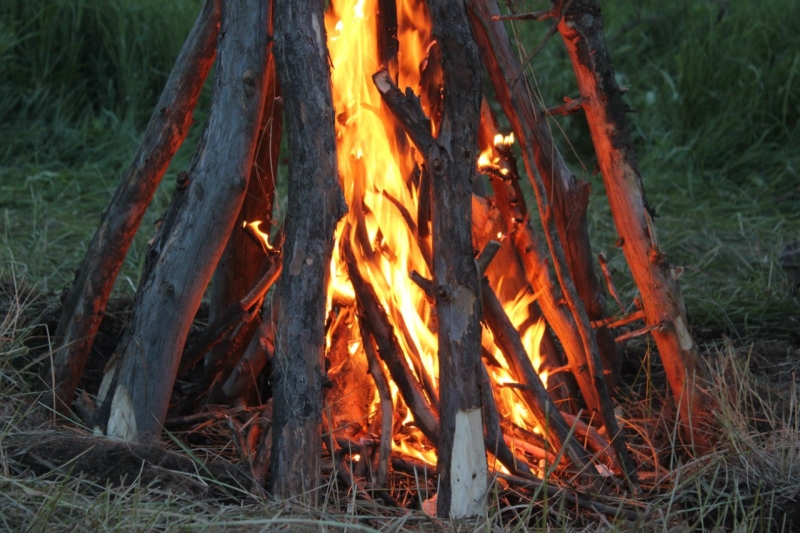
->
left=43, top=0, right=711, bottom=519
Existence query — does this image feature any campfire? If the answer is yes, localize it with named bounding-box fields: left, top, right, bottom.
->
left=43, top=0, right=711, bottom=520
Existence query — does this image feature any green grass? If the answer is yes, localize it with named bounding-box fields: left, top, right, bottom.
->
left=510, top=0, right=800, bottom=341
left=0, top=0, right=207, bottom=292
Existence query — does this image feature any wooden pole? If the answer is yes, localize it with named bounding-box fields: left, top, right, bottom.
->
left=466, top=0, right=620, bottom=390
left=104, top=0, right=271, bottom=443
left=208, top=24, right=282, bottom=356
left=45, top=0, right=221, bottom=415
left=554, top=0, right=711, bottom=450
left=421, top=0, right=488, bottom=517
left=373, top=64, right=488, bottom=517
left=269, top=0, right=348, bottom=503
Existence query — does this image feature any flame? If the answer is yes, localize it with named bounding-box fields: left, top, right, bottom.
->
left=243, top=220, right=274, bottom=252
left=322, top=0, right=548, bottom=467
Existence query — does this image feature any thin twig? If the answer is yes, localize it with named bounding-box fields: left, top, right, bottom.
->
left=510, top=0, right=575, bottom=86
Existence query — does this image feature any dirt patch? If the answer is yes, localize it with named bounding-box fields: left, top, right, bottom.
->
left=5, top=429, right=254, bottom=500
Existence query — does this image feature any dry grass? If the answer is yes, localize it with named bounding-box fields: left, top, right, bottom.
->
left=1, top=282, right=799, bottom=531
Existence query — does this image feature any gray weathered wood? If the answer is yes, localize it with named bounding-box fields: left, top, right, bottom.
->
left=104, top=0, right=272, bottom=443
left=46, top=0, right=221, bottom=415
left=208, top=15, right=281, bottom=354
left=269, top=0, right=348, bottom=503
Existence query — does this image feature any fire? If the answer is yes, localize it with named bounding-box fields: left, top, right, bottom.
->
left=322, top=0, right=548, bottom=467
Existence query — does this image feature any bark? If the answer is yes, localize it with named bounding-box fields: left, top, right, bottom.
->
left=208, top=22, right=282, bottom=352
left=466, top=0, right=620, bottom=391
left=269, top=0, right=348, bottom=503
left=425, top=0, right=488, bottom=519
left=555, top=0, right=711, bottom=450
left=477, top=99, right=600, bottom=415
left=104, top=0, right=271, bottom=443
left=46, top=0, right=221, bottom=415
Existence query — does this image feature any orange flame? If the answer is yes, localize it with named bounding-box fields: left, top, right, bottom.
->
left=323, top=0, right=548, bottom=466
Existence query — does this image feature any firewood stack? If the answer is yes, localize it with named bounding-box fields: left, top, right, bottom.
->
left=42, top=0, right=712, bottom=520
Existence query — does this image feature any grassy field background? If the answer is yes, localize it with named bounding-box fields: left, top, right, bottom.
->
left=2, top=0, right=797, bottom=339
left=1, top=0, right=799, bottom=530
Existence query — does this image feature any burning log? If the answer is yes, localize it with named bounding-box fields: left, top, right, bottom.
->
left=481, top=278, right=598, bottom=481
left=360, top=317, right=393, bottom=489
left=269, top=0, right=349, bottom=503
left=373, top=20, right=489, bottom=511
left=477, top=99, right=601, bottom=417
left=554, top=0, right=712, bottom=450
left=424, top=0, right=489, bottom=518
left=467, top=0, right=638, bottom=491
left=466, top=0, right=621, bottom=391
left=44, top=0, right=717, bottom=519
left=45, top=0, right=221, bottom=415
left=344, top=236, right=440, bottom=444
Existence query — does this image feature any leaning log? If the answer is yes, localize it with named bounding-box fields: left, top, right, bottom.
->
left=103, top=0, right=271, bottom=443
left=269, top=0, right=348, bottom=503
left=466, top=0, right=620, bottom=390
left=555, top=0, right=711, bottom=450
left=207, top=22, right=282, bottom=360
left=45, top=0, right=221, bottom=415
left=374, top=52, right=488, bottom=516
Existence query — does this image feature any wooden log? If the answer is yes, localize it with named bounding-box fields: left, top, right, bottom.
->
left=269, top=0, right=348, bottom=503
left=466, top=0, right=620, bottom=390
left=45, top=0, right=221, bottom=415
left=178, top=257, right=281, bottom=377
left=423, top=0, right=488, bottom=518
left=373, top=67, right=487, bottom=520
left=104, top=0, right=271, bottom=443
left=473, top=103, right=578, bottom=412
left=478, top=362, right=536, bottom=478
left=477, top=98, right=600, bottom=415
left=220, top=297, right=279, bottom=401
left=554, top=0, right=711, bottom=451
left=207, top=16, right=282, bottom=361
left=481, top=279, right=598, bottom=481
left=344, top=236, right=440, bottom=444
left=468, top=0, right=638, bottom=491
left=359, top=317, right=393, bottom=488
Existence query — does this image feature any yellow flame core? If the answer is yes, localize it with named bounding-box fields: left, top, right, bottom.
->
left=323, top=0, right=547, bottom=464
